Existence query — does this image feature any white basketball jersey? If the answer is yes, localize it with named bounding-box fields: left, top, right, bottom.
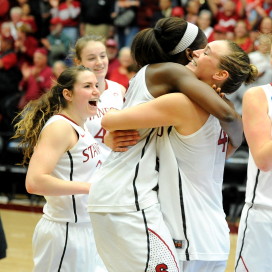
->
left=85, top=79, right=124, bottom=159
left=88, top=65, right=160, bottom=213
left=245, top=83, right=272, bottom=208
left=157, top=116, right=230, bottom=261
left=42, top=114, right=103, bottom=223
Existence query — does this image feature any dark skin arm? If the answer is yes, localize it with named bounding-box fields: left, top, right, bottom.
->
left=219, top=96, right=243, bottom=156
left=106, top=62, right=242, bottom=150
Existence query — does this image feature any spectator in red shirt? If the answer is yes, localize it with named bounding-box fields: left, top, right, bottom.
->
left=108, top=46, right=136, bottom=89
left=21, top=2, right=38, bottom=34
left=0, top=0, right=9, bottom=24
left=51, top=0, right=81, bottom=46
left=233, top=19, right=254, bottom=53
left=208, top=0, right=242, bottom=38
left=212, top=24, right=229, bottom=41
left=14, top=23, right=39, bottom=68
left=18, top=48, right=53, bottom=109
left=106, top=38, right=120, bottom=79
left=0, top=34, right=22, bottom=129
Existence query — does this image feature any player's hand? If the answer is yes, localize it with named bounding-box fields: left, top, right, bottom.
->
left=212, top=84, right=225, bottom=98
left=104, top=130, right=140, bottom=152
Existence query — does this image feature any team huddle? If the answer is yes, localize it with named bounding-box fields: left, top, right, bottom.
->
left=12, top=17, right=272, bottom=272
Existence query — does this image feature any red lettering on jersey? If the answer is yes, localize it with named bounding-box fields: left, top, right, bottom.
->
left=89, top=107, right=119, bottom=120
left=96, top=160, right=102, bottom=168
left=94, top=127, right=106, bottom=143
left=218, top=129, right=228, bottom=152
left=82, top=148, right=89, bottom=162
left=156, top=264, right=168, bottom=272
left=89, top=108, right=109, bottom=120
left=82, top=143, right=101, bottom=162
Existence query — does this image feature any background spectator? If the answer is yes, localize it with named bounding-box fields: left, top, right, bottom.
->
left=1, top=22, right=12, bottom=37
left=108, top=46, right=136, bottom=89
left=40, top=17, right=71, bottom=66
left=0, top=34, right=22, bottom=130
left=197, top=9, right=214, bottom=42
left=248, top=33, right=272, bottom=85
left=105, top=38, right=120, bottom=79
left=0, top=0, right=10, bottom=24
left=80, top=0, right=115, bottom=38
left=14, top=23, right=39, bottom=68
left=9, top=6, right=24, bottom=40
left=151, top=0, right=174, bottom=25
left=50, top=0, right=81, bottom=46
left=113, top=0, right=141, bottom=49
left=258, top=15, right=272, bottom=34
left=184, top=0, right=201, bottom=24
left=232, top=19, right=254, bottom=53
left=52, top=59, right=67, bottom=79
left=38, top=0, right=53, bottom=38
left=213, top=24, right=229, bottom=41
left=137, top=0, right=160, bottom=29
left=18, top=47, right=53, bottom=109
left=207, top=0, right=243, bottom=39
left=20, top=2, right=38, bottom=34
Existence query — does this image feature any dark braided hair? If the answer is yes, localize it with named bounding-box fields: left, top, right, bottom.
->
left=131, top=17, right=207, bottom=67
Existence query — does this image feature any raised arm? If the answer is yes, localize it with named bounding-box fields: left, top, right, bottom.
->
left=146, top=63, right=239, bottom=123
left=148, top=63, right=243, bottom=147
left=104, top=63, right=243, bottom=148
left=102, top=93, right=191, bottom=131
left=242, top=86, right=272, bottom=171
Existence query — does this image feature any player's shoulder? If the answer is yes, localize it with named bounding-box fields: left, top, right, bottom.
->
left=105, top=79, right=126, bottom=97
left=147, top=62, right=191, bottom=79
left=244, top=85, right=266, bottom=98
left=106, top=79, right=122, bottom=89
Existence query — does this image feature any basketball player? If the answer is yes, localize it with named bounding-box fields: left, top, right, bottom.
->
left=13, top=66, right=107, bottom=271
left=235, top=35, right=272, bottom=272
left=100, top=40, right=257, bottom=272
left=72, top=35, right=139, bottom=159
left=87, top=18, right=248, bottom=271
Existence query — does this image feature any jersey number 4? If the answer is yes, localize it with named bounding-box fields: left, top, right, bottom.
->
left=94, top=128, right=106, bottom=143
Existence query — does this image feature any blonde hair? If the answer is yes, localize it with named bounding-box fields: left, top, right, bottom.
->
left=219, top=40, right=258, bottom=93
left=70, top=34, right=106, bottom=64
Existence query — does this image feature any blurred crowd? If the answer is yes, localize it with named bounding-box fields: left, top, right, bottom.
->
left=0, top=0, right=271, bottom=132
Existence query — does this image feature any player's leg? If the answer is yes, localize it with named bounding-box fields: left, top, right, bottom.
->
left=90, top=203, right=180, bottom=272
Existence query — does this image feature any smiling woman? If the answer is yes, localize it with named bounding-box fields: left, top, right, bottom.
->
left=87, top=18, right=257, bottom=271
left=11, top=66, right=107, bottom=272
left=72, top=35, right=129, bottom=159
left=187, top=40, right=257, bottom=94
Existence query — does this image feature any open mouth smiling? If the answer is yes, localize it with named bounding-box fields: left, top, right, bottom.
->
left=89, top=98, right=99, bottom=106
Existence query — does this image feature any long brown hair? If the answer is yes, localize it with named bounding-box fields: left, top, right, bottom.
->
left=13, top=66, right=91, bottom=166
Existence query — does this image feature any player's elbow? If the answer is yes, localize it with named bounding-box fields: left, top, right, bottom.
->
left=101, top=111, right=118, bottom=132
left=220, top=111, right=237, bottom=123
left=101, top=115, right=113, bottom=132
left=25, top=176, right=40, bottom=195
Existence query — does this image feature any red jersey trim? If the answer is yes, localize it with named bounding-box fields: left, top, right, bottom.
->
left=57, top=114, right=79, bottom=126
